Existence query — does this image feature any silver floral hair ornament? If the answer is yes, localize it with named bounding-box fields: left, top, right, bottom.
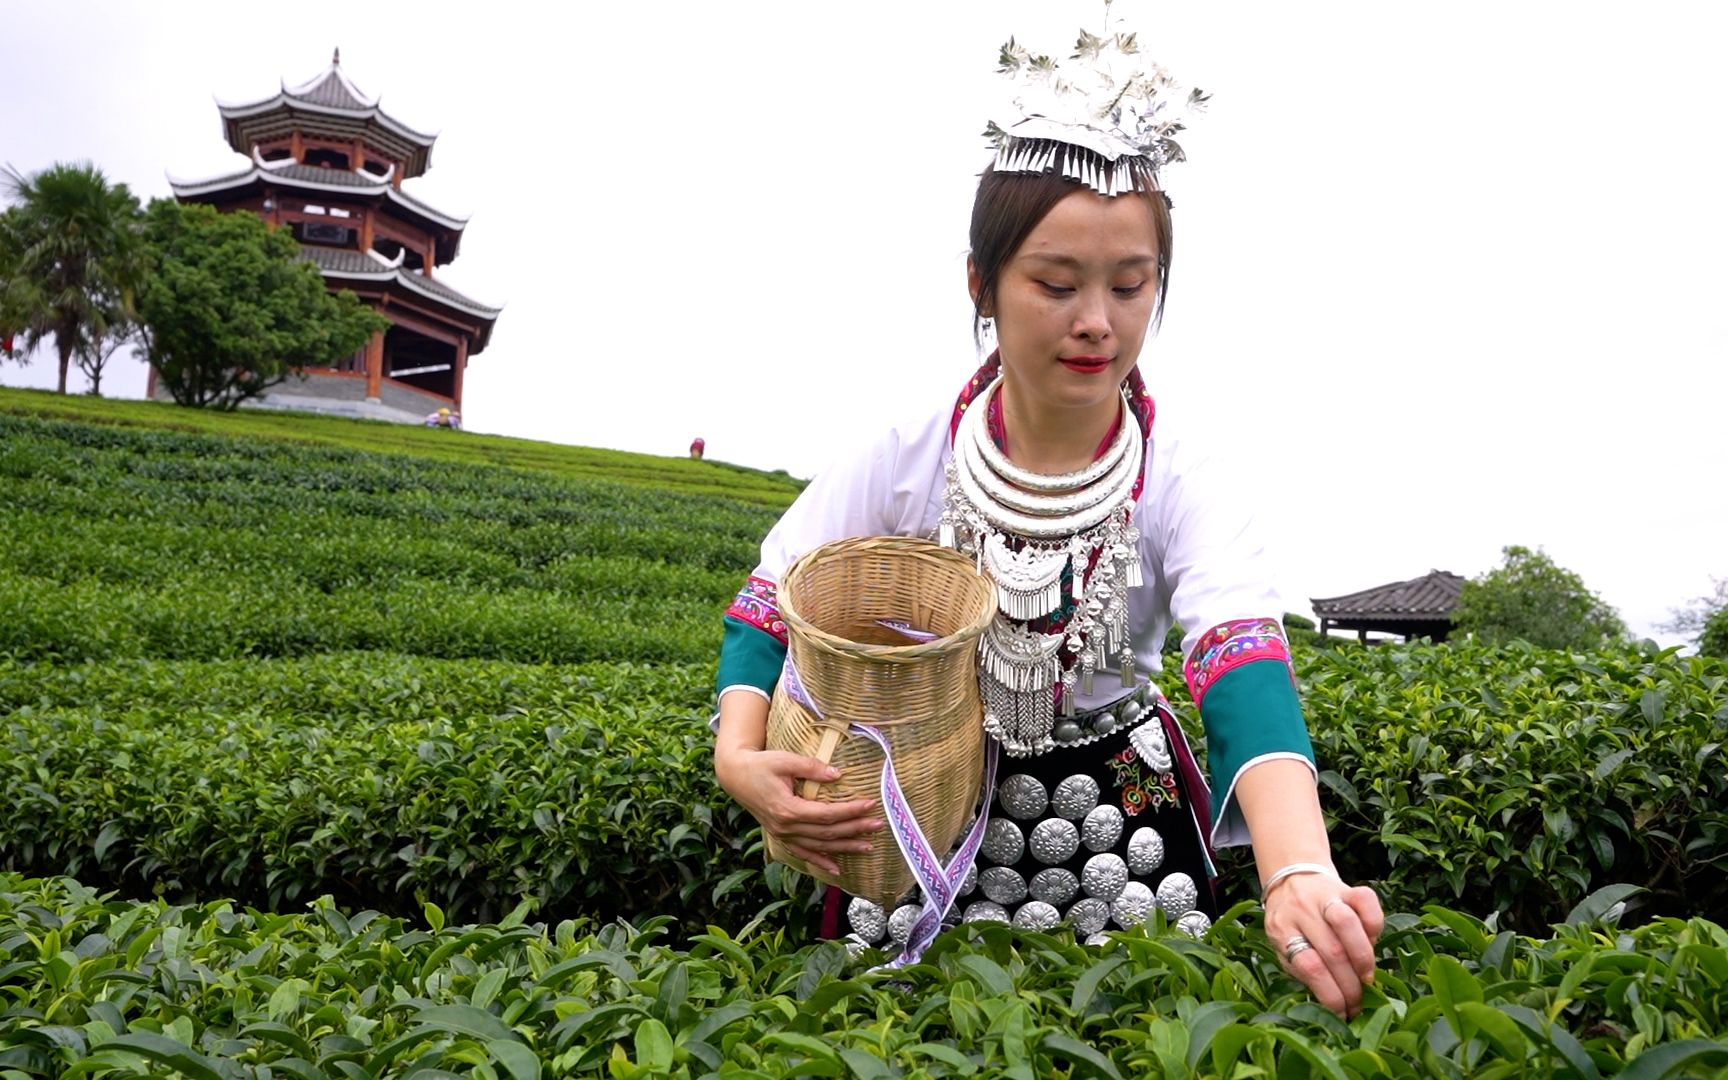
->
left=984, top=5, right=1209, bottom=199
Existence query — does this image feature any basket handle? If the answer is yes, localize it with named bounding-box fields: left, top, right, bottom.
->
left=797, top=726, right=845, bottom=800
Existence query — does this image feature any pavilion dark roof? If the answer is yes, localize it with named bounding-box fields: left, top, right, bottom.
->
left=1311, top=570, right=1465, bottom=619
left=298, top=245, right=502, bottom=335
left=217, top=55, right=437, bottom=178
left=168, top=161, right=471, bottom=252
left=288, top=68, right=373, bottom=111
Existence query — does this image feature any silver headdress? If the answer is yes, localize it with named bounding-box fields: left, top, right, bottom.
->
left=983, top=4, right=1209, bottom=199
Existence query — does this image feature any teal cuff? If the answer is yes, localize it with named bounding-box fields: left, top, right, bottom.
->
left=1199, top=659, right=1315, bottom=845
left=716, top=615, right=787, bottom=699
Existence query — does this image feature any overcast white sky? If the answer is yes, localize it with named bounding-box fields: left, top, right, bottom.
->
left=3, top=1, right=1724, bottom=643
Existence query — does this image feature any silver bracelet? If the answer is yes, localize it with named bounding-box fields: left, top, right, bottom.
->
left=1260, top=861, right=1341, bottom=900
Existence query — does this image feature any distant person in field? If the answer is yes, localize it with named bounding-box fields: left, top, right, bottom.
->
left=710, top=16, right=1382, bottom=1018
left=690, top=437, right=706, bottom=459
left=424, top=407, right=460, bottom=430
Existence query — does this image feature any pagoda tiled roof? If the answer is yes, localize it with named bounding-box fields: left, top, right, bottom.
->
left=168, top=160, right=469, bottom=233
left=286, top=66, right=374, bottom=112
left=1311, top=570, right=1465, bottom=619
left=217, top=55, right=436, bottom=177
left=299, top=245, right=502, bottom=325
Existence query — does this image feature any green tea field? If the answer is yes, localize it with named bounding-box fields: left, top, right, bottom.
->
left=2, top=386, right=1726, bottom=1078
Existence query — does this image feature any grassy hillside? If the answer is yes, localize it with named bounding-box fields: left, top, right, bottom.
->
left=0, top=387, right=804, bottom=508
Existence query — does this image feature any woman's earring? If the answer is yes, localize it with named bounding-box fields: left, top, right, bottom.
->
left=982, top=317, right=994, bottom=336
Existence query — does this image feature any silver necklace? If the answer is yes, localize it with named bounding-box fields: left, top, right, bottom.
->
left=939, top=375, right=1146, bottom=757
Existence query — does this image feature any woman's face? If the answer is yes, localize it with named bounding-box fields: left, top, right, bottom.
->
left=971, top=187, right=1162, bottom=415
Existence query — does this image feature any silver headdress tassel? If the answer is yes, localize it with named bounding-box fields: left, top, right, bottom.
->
left=983, top=4, right=1209, bottom=199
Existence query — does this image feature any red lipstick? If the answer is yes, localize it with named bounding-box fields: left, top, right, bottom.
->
left=1060, top=355, right=1112, bottom=374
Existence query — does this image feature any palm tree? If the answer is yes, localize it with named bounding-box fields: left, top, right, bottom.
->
left=0, top=162, right=143, bottom=393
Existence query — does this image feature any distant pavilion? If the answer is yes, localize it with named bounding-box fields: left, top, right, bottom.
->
left=1311, top=570, right=1464, bottom=643
left=155, top=50, right=500, bottom=422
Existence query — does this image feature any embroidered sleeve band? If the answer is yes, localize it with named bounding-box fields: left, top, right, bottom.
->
left=1193, top=658, right=1316, bottom=849
left=725, top=575, right=788, bottom=644
left=1183, top=616, right=1294, bottom=707
left=715, top=615, right=788, bottom=702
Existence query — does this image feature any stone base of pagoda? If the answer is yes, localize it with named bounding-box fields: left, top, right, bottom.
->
left=148, top=368, right=454, bottom=425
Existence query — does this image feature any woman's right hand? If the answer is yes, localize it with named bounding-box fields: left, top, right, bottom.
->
left=715, top=746, right=883, bottom=877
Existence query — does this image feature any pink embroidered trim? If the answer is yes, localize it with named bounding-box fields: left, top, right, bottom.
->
left=725, top=575, right=787, bottom=644
left=1184, top=617, right=1293, bottom=707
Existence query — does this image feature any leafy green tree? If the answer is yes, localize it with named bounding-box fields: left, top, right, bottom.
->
left=138, top=200, right=386, bottom=409
left=0, top=162, right=144, bottom=393
left=1659, top=577, right=1728, bottom=657
left=1702, top=609, right=1728, bottom=659
left=1455, top=545, right=1626, bottom=650
left=74, top=318, right=135, bottom=397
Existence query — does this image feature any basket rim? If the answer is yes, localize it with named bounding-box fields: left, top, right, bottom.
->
left=778, top=535, right=997, bottom=661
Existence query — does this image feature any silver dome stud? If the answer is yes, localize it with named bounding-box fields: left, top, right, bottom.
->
left=979, top=866, right=1029, bottom=906
left=1126, top=826, right=1166, bottom=875
left=1081, top=853, right=1130, bottom=902
left=996, top=774, right=1048, bottom=820
left=1111, top=881, right=1155, bottom=928
left=1028, top=817, right=1081, bottom=865
left=847, top=898, right=887, bottom=943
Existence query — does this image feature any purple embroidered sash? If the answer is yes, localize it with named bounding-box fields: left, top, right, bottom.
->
left=781, top=654, right=997, bottom=967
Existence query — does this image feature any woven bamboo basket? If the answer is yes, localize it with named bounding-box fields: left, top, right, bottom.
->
left=765, top=535, right=997, bottom=907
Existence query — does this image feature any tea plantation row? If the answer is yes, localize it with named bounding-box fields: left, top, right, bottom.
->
left=5, top=873, right=1728, bottom=1078
left=0, top=412, right=782, bottom=664
left=2, top=641, right=1724, bottom=938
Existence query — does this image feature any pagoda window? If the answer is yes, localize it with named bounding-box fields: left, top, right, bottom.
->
left=260, top=147, right=292, bottom=163
left=303, top=147, right=350, bottom=170
left=360, top=159, right=390, bottom=178
left=327, top=207, right=352, bottom=219
left=293, top=220, right=356, bottom=248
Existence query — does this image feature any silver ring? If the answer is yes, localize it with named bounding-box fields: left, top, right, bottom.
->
left=1283, top=934, right=1314, bottom=963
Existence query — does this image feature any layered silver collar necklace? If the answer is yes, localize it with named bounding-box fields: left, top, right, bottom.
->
left=939, top=375, right=1145, bottom=757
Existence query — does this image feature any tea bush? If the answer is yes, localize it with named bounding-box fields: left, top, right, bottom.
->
left=1, top=643, right=1723, bottom=937
left=1295, top=641, right=1728, bottom=932
left=3, top=873, right=1727, bottom=1077
left=0, top=411, right=781, bottom=664
left=0, top=655, right=793, bottom=928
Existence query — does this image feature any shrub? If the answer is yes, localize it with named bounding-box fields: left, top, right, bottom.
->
left=2, top=873, right=1726, bottom=1077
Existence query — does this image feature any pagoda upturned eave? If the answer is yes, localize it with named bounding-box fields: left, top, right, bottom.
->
left=300, top=246, right=501, bottom=352
left=168, top=159, right=469, bottom=233
left=216, top=60, right=437, bottom=178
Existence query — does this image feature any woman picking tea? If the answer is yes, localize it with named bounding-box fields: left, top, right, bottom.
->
left=712, top=21, right=1382, bottom=1018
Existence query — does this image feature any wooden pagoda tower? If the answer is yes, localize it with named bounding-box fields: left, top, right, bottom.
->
left=155, top=51, right=500, bottom=422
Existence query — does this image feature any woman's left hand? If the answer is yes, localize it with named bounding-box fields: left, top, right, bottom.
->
left=1262, top=873, right=1384, bottom=1019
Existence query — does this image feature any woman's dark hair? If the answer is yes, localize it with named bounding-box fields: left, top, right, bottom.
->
left=968, top=164, right=1173, bottom=344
